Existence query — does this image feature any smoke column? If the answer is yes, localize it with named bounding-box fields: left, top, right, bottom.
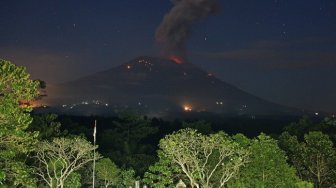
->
left=156, top=0, right=219, bottom=62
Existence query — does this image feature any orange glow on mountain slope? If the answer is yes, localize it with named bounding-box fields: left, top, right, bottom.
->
left=169, top=55, right=183, bottom=64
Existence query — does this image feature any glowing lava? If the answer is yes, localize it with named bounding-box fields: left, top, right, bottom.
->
left=169, top=55, right=183, bottom=64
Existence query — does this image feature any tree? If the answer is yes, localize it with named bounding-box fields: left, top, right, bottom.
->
left=181, top=121, right=213, bottom=134
left=159, top=128, right=249, bottom=188
left=283, top=116, right=336, bottom=144
left=64, top=172, right=81, bottom=188
left=96, top=158, right=121, bottom=188
left=280, top=131, right=336, bottom=187
left=302, top=131, right=336, bottom=187
left=33, top=137, right=100, bottom=188
left=34, top=79, right=47, bottom=101
left=143, top=150, right=184, bottom=188
left=229, top=133, right=299, bottom=187
left=29, top=113, right=67, bottom=140
left=119, top=168, right=136, bottom=188
left=0, top=59, right=39, bottom=186
left=279, top=132, right=308, bottom=180
left=100, top=114, right=158, bottom=175
left=317, top=117, right=336, bottom=143
left=284, top=116, right=314, bottom=138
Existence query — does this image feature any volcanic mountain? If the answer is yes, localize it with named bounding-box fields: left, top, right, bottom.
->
left=44, top=56, right=299, bottom=116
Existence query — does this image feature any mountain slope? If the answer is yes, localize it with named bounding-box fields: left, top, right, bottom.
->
left=44, top=56, right=299, bottom=116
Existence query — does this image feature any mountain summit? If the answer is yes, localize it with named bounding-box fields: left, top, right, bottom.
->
left=44, top=56, right=298, bottom=116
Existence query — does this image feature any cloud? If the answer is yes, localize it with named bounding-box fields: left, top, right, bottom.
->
left=0, top=46, right=93, bottom=83
left=194, top=38, right=336, bottom=69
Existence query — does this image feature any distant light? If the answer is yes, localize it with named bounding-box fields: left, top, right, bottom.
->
left=127, top=65, right=131, bottom=69
left=315, top=112, right=319, bottom=116
left=92, top=100, right=100, bottom=105
left=183, top=105, right=192, bottom=112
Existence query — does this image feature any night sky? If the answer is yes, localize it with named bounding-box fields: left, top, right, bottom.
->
left=0, top=0, right=335, bottom=113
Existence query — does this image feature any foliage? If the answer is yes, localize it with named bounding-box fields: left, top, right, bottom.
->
left=29, top=113, right=67, bottom=140
left=0, top=59, right=39, bottom=186
left=159, top=128, right=249, bottom=188
left=279, top=132, right=308, bottom=179
left=318, top=117, right=336, bottom=143
left=143, top=150, right=183, bottom=188
left=284, top=116, right=315, bottom=137
left=283, top=116, right=336, bottom=141
left=302, top=131, right=336, bottom=187
left=99, top=114, right=158, bottom=175
left=64, top=172, right=81, bottom=188
left=295, top=180, right=314, bottom=188
left=96, top=158, right=121, bottom=188
left=34, top=79, right=47, bottom=101
left=181, top=121, right=213, bottom=134
left=33, top=137, right=100, bottom=188
left=280, top=131, right=336, bottom=187
left=0, top=171, right=5, bottom=183
left=119, top=168, right=136, bottom=188
left=229, top=133, right=299, bottom=187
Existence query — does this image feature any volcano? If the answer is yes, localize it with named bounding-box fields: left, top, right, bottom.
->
left=44, top=56, right=299, bottom=116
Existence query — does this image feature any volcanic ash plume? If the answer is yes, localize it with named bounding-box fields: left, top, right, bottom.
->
left=155, top=0, right=219, bottom=63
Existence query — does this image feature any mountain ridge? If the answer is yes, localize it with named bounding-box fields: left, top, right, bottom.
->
left=43, top=56, right=301, bottom=116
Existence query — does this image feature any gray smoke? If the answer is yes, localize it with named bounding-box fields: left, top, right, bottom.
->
left=156, top=0, right=219, bottom=61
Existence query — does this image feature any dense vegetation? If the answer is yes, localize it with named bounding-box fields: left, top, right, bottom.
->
left=1, top=59, right=336, bottom=187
